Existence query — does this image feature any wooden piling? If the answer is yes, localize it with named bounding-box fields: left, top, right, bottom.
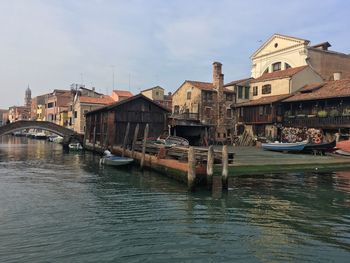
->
left=187, top=146, right=196, bottom=191
left=140, top=124, right=149, bottom=168
left=122, top=122, right=130, bottom=157
left=131, top=123, right=139, bottom=158
left=222, top=145, right=228, bottom=187
left=206, top=145, right=214, bottom=188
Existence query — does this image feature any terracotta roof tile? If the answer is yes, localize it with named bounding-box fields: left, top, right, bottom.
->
left=251, top=66, right=308, bottom=83
left=186, top=80, right=214, bottom=91
left=112, top=90, right=133, bottom=97
left=283, top=79, right=350, bottom=102
left=224, top=77, right=253, bottom=87
left=79, top=96, right=115, bottom=105
left=235, top=94, right=292, bottom=107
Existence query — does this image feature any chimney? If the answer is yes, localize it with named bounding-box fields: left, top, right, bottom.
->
left=333, top=72, right=342, bottom=81
left=92, top=87, right=95, bottom=91
left=213, top=62, right=224, bottom=90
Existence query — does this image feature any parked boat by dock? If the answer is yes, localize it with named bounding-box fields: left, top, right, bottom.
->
left=68, top=143, right=83, bottom=150
left=100, top=156, right=134, bottom=166
left=302, top=140, right=336, bottom=154
left=262, top=141, right=308, bottom=152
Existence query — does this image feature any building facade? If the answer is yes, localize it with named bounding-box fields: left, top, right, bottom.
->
left=251, top=33, right=350, bottom=81
left=171, top=62, right=236, bottom=145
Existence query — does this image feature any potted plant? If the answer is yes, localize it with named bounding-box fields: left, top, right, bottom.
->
left=317, top=110, right=328, bottom=118
left=329, top=109, right=340, bottom=117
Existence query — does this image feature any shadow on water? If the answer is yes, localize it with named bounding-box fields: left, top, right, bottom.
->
left=0, top=135, right=349, bottom=262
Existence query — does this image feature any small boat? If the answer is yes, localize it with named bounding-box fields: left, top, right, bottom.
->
left=157, top=136, right=189, bottom=146
left=68, top=143, right=83, bottom=150
left=336, top=140, right=350, bottom=152
left=261, top=141, right=307, bottom=152
left=303, top=140, right=336, bottom=153
left=335, top=149, right=350, bottom=156
left=34, top=132, right=47, bottom=140
left=100, top=155, right=134, bottom=166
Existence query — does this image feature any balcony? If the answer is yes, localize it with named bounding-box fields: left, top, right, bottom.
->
left=171, top=113, right=199, bottom=121
left=283, top=115, right=350, bottom=128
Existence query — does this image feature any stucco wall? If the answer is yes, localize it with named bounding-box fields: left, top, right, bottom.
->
left=291, top=67, right=323, bottom=93
left=250, top=78, right=290, bottom=99
left=172, top=82, right=202, bottom=114
left=308, top=48, right=350, bottom=80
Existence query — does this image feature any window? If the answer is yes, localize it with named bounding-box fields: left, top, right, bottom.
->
left=239, top=107, right=244, bottom=117
left=259, top=106, right=264, bottom=115
left=203, top=91, right=213, bottom=101
left=272, top=62, right=281, bottom=72
left=155, top=91, right=159, bottom=96
left=244, top=87, right=250, bottom=99
left=285, top=63, right=291, bottom=69
left=253, top=86, right=258, bottom=96
left=225, top=93, right=233, bottom=101
left=187, top=91, right=191, bottom=100
left=174, top=105, right=179, bottom=114
left=237, top=86, right=243, bottom=99
left=205, top=107, right=211, bottom=118
left=74, top=111, right=77, bottom=118
left=226, top=108, right=232, bottom=118
left=47, top=102, right=54, bottom=108
left=262, top=84, right=271, bottom=94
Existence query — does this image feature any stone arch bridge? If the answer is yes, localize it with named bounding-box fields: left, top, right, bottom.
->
left=0, top=120, right=83, bottom=146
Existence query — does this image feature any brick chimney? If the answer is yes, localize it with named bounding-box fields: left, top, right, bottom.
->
left=213, top=62, right=224, bottom=90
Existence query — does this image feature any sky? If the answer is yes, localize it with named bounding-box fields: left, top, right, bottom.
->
left=0, top=0, right=349, bottom=108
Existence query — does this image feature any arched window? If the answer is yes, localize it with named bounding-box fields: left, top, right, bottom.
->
left=285, top=63, right=291, bottom=69
left=272, top=62, right=281, bottom=72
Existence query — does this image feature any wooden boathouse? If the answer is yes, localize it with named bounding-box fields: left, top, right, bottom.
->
left=84, top=94, right=170, bottom=151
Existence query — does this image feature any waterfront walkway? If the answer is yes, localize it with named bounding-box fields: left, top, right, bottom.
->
left=228, top=146, right=350, bottom=175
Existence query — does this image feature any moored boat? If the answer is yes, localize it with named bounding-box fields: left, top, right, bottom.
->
left=303, top=140, right=336, bottom=153
left=261, top=141, right=307, bottom=152
left=68, top=143, right=83, bottom=150
left=100, top=156, right=134, bottom=166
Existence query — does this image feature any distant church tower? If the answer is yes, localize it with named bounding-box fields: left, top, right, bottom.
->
left=25, top=85, right=32, bottom=108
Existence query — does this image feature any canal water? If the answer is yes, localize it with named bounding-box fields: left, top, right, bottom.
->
left=0, top=136, right=349, bottom=263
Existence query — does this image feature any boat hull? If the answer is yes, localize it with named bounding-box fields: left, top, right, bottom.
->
left=303, top=140, right=336, bottom=152
left=261, top=141, right=307, bottom=152
left=101, top=156, right=134, bottom=166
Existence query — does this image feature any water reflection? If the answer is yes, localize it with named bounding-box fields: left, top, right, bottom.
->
left=0, top=136, right=349, bottom=262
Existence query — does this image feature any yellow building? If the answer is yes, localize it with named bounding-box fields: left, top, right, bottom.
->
left=251, top=33, right=350, bottom=81
left=36, top=104, right=45, bottom=121
left=171, top=62, right=235, bottom=144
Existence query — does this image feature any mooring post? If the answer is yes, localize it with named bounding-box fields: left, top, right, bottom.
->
left=206, top=145, right=214, bottom=188
left=187, top=146, right=196, bottom=191
left=93, top=127, right=96, bottom=151
left=222, top=145, right=228, bottom=187
left=140, top=124, right=149, bottom=169
left=131, top=123, right=139, bottom=158
left=122, top=122, right=130, bottom=157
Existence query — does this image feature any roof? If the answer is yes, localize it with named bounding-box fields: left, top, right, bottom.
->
left=311, top=42, right=331, bottom=49
left=283, top=79, right=350, bottom=102
left=235, top=94, right=292, bottom=107
left=79, top=96, right=115, bottom=105
left=224, top=77, right=253, bottom=87
left=86, top=94, right=170, bottom=115
left=141, top=86, right=164, bottom=92
left=112, top=90, right=133, bottom=97
left=185, top=80, right=234, bottom=93
left=251, top=33, right=310, bottom=58
left=251, top=66, right=308, bottom=83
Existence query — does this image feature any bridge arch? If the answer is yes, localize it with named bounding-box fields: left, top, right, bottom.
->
left=0, top=120, right=83, bottom=145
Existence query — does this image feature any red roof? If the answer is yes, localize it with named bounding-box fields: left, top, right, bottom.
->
left=224, top=77, right=252, bottom=87
left=112, top=90, right=133, bottom=97
left=251, top=66, right=308, bottom=83
left=186, top=80, right=234, bottom=93
left=283, top=79, right=350, bottom=102
left=235, top=94, right=292, bottom=107
left=79, top=96, right=115, bottom=105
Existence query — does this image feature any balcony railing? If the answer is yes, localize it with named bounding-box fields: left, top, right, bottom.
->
left=283, top=115, right=350, bottom=128
left=171, top=113, right=199, bottom=121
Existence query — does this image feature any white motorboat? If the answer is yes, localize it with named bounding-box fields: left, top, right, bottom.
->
left=261, top=141, right=308, bottom=152
left=100, top=156, right=134, bottom=166
left=68, top=143, right=83, bottom=150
